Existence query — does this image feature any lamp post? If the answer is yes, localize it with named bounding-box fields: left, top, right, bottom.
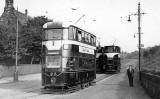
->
left=14, top=7, right=19, bottom=82
left=127, top=2, right=146, bottom=81
left=138, top=2, right=142, bottom=81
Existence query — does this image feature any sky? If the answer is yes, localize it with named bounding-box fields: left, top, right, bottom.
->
left=0, top=0, right=160, bottom=52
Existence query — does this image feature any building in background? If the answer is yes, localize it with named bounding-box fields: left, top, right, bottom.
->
left=0, top=0, right=30, bottom=31
left=0, top=0, right=32, bottom=65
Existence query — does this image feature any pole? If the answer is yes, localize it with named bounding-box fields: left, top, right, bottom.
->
left=14, top=7, right=19, bottom=81
left=127, top=2, right=145, bottom=81
left=138, top=2, right=141, bottom=81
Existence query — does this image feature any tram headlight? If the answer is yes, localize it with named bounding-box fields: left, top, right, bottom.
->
left=51, top=77, right=56, bottom=84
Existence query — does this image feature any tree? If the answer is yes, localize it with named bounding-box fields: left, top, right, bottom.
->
left=0, top=25, right=8, bottom=60
left=0, top=24, right=18, bottom=65
left=19, top=16, right=51, bottom=64
left=0, top=16, right=51, bottom=65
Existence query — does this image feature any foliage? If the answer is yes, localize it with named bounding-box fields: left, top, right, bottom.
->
left=19, top=16, right=51, bottom=64
left=142, top=45, right=160, bottom=73
left=0, top=16, right=51, bottom=65
left=0, top=24, right=16, bottom=65
left=125, top=51, right=138, bottom=59
left=27, top=16, right=50, bottom=28
left=143, top=45, right=160, bottom=58
left=0, top=25, right=8, bottom=59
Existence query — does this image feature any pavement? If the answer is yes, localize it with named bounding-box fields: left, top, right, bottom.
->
left=95, top=70, right=151, bottom=99
left=0, top=73, right=41, bottom=84
left=0, top=73, right=107, bottom=84
left=0, top=59, right=151, bottom=99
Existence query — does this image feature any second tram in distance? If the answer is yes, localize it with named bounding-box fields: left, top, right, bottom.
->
left=96, top=46, right=121, bottom=73
left=41, top=22, right=96, bottom=89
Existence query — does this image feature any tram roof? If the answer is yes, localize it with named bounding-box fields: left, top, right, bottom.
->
left=43, top=21, right=96, bottom=37
left=43, top=21, right=70, bottom=29
left=104, top=45, right=120, bottom=49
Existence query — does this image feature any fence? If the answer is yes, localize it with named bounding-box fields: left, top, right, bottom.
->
left=141, top=71, right=160, bottom=99
left=0, top=64, right=41, bottom=78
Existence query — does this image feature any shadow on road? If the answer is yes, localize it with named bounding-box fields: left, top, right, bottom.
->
left=0, top=79, right=41, bottom=94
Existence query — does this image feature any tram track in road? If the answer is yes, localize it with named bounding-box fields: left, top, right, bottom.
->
left=23, top=59, right=137, bottom=98
left=37, top=73, right=115, bottom=95
left=19, top=76, right=115, bottom=99
left=27, top=73, right=114, bottom=95
left=95, top=73, right=115, bottom=82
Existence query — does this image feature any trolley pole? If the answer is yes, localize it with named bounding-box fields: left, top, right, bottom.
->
left=14, top=7, right=19, bottom=82
left=127, top=2, right=146, bottom=81
left=74, top=14, right=85, bottom=25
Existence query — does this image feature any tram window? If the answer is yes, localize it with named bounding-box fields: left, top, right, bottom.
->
left=69, top=57, right=75, bottom=66
left=62, top=58, right=68, bottom=67
left=81, top=31, right=85, bottom=42
left=113, top=46, right=116, bottom=52
left=45, top=29, right=62, bottom=40
left=89, top=59, right=94, bottom=68
left=77, top=30, right=82, bottom=41
left=68, top=27, right=73, bottom=39
left=85, top=59, right=89, bottom=68
left=63, top=57, right=78, bottom=68
left=82, top=59, right=86, bottom=68
left=63, top=29, right=68, bottom=40
left=115, top=47, right=117, bottom=52
left=88, top=34, right=91, bottom=44
left=83, top=59, right=89, bottom=68
left=104, top=48, right=107, bottom=53
left=90, top=36, right=93, bottom=44
left=68, top=27, right=76, bottom=40
left=118, top=48, right=120, bottom=52
left=93, top=36, right=96, bottom=45
left=115, top=47, right=120, bottom=53
left=75, top=31, right=78, bottom=41
left=66, top=57, right=78, bottom=67
left=46, top=56, right=61, bottom=68
left=85, top=33, right=88, bottom=43
left=79, top=58, right=82, bottom=67
left=105, top=47, right=114, bottom=53
left=73, top=27, right=77, bottom=40
left=91, top=36, right=94, bottom=45
left=97, top=47, right=103, bottom=53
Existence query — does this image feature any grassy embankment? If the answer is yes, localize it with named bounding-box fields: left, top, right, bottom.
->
left=142, top=45, right=160, bottom=75
left=125, top=45, right=160, bottom=75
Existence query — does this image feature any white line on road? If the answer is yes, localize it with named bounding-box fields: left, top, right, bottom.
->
left=97, top=73, right=118, bottom=84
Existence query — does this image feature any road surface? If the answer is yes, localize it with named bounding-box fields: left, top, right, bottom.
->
left=0, top=59, right=150, bottom=99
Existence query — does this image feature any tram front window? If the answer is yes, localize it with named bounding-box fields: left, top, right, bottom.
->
left=46, top=56, right=61, bottom=68
left=104, top=47, right=114, bottom=53
left=44, top=29, right=62, bottom=40
left=97, top=48, right=102, bottom=53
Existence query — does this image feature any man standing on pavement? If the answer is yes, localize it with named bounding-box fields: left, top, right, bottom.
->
left=127, top=65, right=134, bottom=87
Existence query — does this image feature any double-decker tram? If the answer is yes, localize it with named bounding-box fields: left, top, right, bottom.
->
left=41, top=22, right=96, bottom=89
left=103, top=46, right=121, bottom=72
